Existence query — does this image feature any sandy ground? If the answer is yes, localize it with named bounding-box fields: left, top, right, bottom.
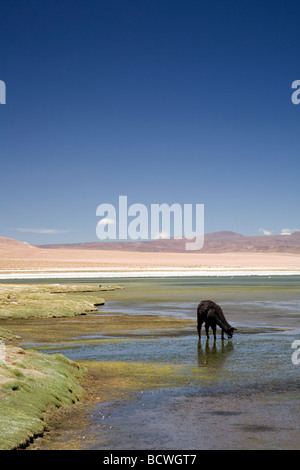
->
left=0, top=245, right=300, bottom=278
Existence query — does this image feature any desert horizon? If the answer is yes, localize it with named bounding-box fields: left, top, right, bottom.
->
left=1, top=234, right=300, bottom=278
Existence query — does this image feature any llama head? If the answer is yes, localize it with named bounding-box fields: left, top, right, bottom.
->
left=227, top=327, right=236, bottom=339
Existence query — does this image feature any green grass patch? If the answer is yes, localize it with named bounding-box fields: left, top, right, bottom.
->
left=0, top=326, right=21, bottom=343
left=0, top=346, right=86, bottom=450
left=0, top=284, right=108, bottom=319
left=81, top=359, right=213, bottom=403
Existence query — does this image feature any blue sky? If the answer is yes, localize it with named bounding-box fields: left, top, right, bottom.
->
left=0, top=0, right=299, bottom=244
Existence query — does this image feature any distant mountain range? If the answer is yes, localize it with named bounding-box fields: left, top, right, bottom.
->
left=36, top=231, right=300, bottom=254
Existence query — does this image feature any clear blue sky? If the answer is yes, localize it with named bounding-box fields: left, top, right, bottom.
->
left=0, top=0, right=299, bottom=244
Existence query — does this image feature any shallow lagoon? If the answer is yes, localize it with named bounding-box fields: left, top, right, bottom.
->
left=6, top=275, right=300, bottom=449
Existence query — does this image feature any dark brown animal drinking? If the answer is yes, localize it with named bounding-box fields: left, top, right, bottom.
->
left=197, top=300, right=236, bottom=340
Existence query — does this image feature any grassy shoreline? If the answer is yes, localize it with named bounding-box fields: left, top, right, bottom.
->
left=0, top=283, right=117, bottom=450
left=0, top=283, right=111, bottom=319
left=0, top=345, right=86, bottom=450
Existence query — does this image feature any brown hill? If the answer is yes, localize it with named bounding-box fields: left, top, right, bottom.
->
left=0, top=237, right=37, bottom=252
left=37, top=231, right=300, bottom=254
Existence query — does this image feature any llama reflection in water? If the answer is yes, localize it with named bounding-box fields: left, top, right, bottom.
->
left=197, top=339, right=234, bottom=369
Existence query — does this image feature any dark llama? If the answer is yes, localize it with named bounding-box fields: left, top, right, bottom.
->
left=197, top=300, right=236, bottom=340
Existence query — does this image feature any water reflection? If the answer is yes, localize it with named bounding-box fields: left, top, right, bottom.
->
left=197, top=339, right=234, bottom=369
